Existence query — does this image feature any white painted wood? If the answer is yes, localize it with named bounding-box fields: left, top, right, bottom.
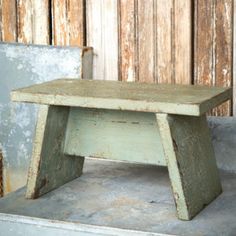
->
left=86, top=0, right=118, bottom=81
left=32, top=0, right=49, bottom=45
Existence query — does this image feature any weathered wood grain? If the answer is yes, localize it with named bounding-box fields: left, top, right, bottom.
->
left=174, top=0, right=192, bottom=84
left=118, top=0, right=191, bottom=84
left=52, top=0, right=84, bottom=46
left=11, top=79, right=232, bottom=116
left=26, top=105, right=84, bottom=199
left=156, top=0, right=172, bottom=84
left=32, top=0, right=50, bottom=44
left=156, top=113, right=222, bottom=220
left=118, top=0, right=137, bottom=82
left=137, top=1, right=155, bottom=83
left=17, top=0, right=33, bottom=43
left=194, top=0, right=233, bottom=116
left=213, top=0, right=233, bottom=116
left=65, top=108, right=166, bottom=166
left=1, top=0, right=17, bottom=42
left=86, top=0, right=118, bottom=81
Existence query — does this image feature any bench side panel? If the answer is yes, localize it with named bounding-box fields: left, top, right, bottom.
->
left=64, top=108, right=166, bottom=166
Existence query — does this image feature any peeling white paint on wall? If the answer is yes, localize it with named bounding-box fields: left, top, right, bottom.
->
left=0, top=42, right=87, bottom=193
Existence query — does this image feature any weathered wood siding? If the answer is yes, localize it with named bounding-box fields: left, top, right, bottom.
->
left=194, top=0, right=233, bottom=116
left=0, top=0, right=233, bottom=115
left=118, top=0, right=192, bottom=84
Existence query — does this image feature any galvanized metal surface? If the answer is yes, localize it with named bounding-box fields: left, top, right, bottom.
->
left=0, top=214, right=169, bottom=236
left=0, top=42, right=92, bottom=193
left=0, top=159, right=235, bottom=236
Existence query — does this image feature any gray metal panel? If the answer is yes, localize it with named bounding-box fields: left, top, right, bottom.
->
left=0, top=214, right=166, bottom=236
left=0, top=42, right=89, bottom=193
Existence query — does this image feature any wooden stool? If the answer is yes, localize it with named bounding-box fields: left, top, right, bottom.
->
left=11, top=79, right=232, bottom=220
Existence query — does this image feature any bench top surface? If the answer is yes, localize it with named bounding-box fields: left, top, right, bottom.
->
left=11, top=79, right=232, bottom=116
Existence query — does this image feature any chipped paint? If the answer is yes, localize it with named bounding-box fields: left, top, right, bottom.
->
left=0, top=42, right=92, bottom=193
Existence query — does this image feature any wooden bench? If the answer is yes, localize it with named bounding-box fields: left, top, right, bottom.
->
left=11, top=79, right=232, bottom=220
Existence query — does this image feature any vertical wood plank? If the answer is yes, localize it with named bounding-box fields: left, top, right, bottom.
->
left=32, top=0, right=50, bottom=45
left=52, top=0, right=68, bottom=45
left=17, top=0, right=33, bottom=43
left=86, top=0, right=118, bottom=80
left=194, top=0, right=233, bottom=116
left=52, top=0, right=85, bottom=46
left=214, top=0, right=233, bottom=116
left=1, top=0, right=17, bottom=42
left=174, top=0, right=192, bottom=84
left=137, top=0, right=155, bottom=83
left=194, top=0, right=214, bottom=86
left=118, top=0, right=137, bottom=82
left=156, top=0, right=173, bottom=84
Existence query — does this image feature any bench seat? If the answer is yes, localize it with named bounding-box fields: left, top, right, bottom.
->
left=11, top=79, right=232, bottom=221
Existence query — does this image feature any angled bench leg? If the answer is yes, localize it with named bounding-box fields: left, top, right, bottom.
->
left=156, top=113, right=222, bottom=220
left=26, top=105, right=84, bottom=199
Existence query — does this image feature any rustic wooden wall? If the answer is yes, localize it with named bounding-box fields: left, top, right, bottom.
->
left=0, top=0, right=233, bottom=110
left=194, top=0, right=233, bottom=116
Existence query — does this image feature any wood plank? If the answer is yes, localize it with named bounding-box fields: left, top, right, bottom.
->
left=118, top=0, right=137, bottom=82
left=64, top=108, right=166, bottom=166
left=194, top=0, right=233, bottom=116
left=17, top=0, right=33, bottom=43
left=1, top=0, right=17, bottom=42
left=194, top=0, right=214, bottom=86
left=86, top=0, right=118, bottom=80
left=156, top=113, right=222, bottom=220
left=11, top=79, right=232, bottom=116
left=52, top=0, right=84, bottom=46
left=213, top=0, right=233, bottom=116
left=137, top=0, right=155, bottom=83
left=26, top=105, right=84, bottom=199
left=156, top=0, right=172, bottom=84
left=32, top=0, right=50, bottom=44
left=174, top=0, right=192, bottom=84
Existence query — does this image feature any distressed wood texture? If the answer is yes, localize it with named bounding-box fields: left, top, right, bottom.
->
left=26, top=105, right=84, bottom=199
left=194, top=0, right=233, bottom=116
left=86, top=0, right=118, bottom=80
left=11, top=79, right=232, bottom=116
left=64, top=108, right=166, bottom=166
left=118, top=0, right=192, bottom=84
left=0, top=0, right=17, bottom=42
left=12, top=79, right=231, bottom=219
left=156, top=114, right=222, bottom=220
left=52, top=0, right=85, bottom=46
left=17, top=0, right=49, bottom=44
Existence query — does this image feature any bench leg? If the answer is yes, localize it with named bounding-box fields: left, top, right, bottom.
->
left=156, top=113, right=222, bottom=220
left=26, top=105, right=84, bottom=199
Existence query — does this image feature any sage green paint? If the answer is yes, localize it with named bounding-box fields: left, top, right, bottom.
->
left=156, top=114, right=222, bottom=220
left=64, top=108, right=166, bottom=166
left=11, top=79, right=232, bottom=116
left=26, top=105, right=84, bottom=199
left=11, top=79, right=232, bottom=220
